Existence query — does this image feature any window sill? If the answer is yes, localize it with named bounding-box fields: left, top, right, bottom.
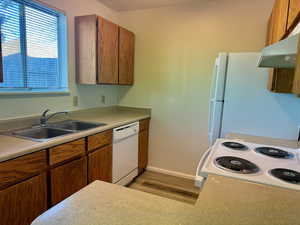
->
left=0, top=90, right=70, bottom=96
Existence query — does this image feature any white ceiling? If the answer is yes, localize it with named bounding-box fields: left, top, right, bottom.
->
left=97, top=0, right=196, bottom=11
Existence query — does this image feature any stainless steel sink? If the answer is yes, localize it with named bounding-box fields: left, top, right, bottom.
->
left=10, top=127, right=74, bottom=142
left=49, top=120, right=106, bottom=131
left=5, top=120, right=106, bottom=142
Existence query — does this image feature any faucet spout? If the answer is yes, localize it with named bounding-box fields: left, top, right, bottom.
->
left=40, top=109, right=69, bottom=127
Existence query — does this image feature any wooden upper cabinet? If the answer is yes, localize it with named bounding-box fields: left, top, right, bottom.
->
left=287, top=0, right=300, bottom=31
left=265, top=0, right=295, bottom=93
left=119, top=27, right=135, bottom=85
left=266, top=0, right=289, bottom=46
left=272, top=0, right=289, bottom=42
left=75, top=15, right=98, bottom=84
left=75, top=15, right=118, bottom=85
left=266, top=12, right=274, bottom=46
left=98, top=16, right=119, bottom=84
left=75, top=15, right=135, bottom=86
left=268, top=68, right=295, bottom=93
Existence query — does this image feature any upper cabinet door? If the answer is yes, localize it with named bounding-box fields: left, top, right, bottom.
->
left=98, top=17, right=119, bottom=84
left=287, top=0, right=300, bottom=31
left=75, top=15, right=134, bottom=86
left=266, top=12, right=274, bottom=46
left=119, top=27, right=135, bottom=85
left=272, top=0, right=290, bottom=43
left=75, top=15, right=98, bottom=84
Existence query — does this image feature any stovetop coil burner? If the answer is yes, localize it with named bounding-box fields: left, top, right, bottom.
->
left=215, top=156, right=259, bottom=174
left=222, top=142, right=248, bottom=151
left=270, top=168, right=300, bottom=184
left=255, top=147, right=293, bottom=159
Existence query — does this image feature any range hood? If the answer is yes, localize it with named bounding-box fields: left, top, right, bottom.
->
left=258, top=33, right=299, bottom=68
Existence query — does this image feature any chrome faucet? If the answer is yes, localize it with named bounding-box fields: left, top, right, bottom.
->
left=40, top=109, right=69, bottom=127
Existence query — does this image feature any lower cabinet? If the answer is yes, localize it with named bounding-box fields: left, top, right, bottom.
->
left=138, top=127, right=149, bottom=174
left=88, top=145, right=112, bottom=183
left=0, top=124, right=150, bottom=223
left=50, top=157, right=87, bottom=206
left=0, top=173, right=47, bottom=225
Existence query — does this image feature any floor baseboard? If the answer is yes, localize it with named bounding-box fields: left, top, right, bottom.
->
left=146, top=166, right=196, bottom=180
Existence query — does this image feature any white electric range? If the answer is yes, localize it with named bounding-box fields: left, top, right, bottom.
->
left=195, top=139, right=300, bottom=191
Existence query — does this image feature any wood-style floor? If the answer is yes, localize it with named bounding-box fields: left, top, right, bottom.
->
left=128, top=171, right=200, bottom=205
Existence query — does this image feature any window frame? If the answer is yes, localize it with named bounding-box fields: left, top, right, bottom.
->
left=0, top=0, right=69, bottom=95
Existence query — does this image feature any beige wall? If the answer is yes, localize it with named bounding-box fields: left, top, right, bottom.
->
left=0, top=0, right=120, bottom=119
left=118, top=0, right=274, bottom=175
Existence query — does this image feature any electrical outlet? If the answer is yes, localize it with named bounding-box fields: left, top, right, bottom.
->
left=73, top=96, right=78, bottom=107
left=101, top=95, right=106, bottom=104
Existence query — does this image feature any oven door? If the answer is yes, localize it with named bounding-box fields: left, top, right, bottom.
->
left=195, top=148, right=212, bottom=188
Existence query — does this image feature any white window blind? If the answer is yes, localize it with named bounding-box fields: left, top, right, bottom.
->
left=0, top=0, right=68, bottom=93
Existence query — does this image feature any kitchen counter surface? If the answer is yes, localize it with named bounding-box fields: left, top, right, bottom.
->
left=0, top=106, right=150, bottom=163
left=31, top=180, right=198, bottom=225
left=227, top=133, right=300, bottom=149
left=195, top=175, right=300, bottom=225
left=31, top=174, right=300, bottom=225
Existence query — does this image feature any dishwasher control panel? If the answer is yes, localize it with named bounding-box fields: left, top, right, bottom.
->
left=113, top=122, right=139, bottom=142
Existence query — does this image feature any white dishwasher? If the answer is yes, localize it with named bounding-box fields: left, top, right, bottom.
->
left=113, top=122, right=139, bottom=186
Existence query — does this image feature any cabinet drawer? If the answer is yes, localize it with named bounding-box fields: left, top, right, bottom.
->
left=139, top=119, right=150, bottom=132
left=0, top=151, right=47, bottom=189
left=49, top=139, right=86, bottom=165
left=87, top=130, right=112, bottom=152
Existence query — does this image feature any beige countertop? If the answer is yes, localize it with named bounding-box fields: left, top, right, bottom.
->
left=0, top=106, right=150, bottom=163
left=227, top=133, right=300, bottom=149
left=195, top=175, right=300, bottom=225
left=31, top=180, right=197, bottom=225
left=31, top=174, right=300, bottom=225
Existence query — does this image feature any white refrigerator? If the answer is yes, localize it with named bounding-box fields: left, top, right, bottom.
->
left=208, top=52, right=300, bottom=146
left=208, top=53, right=228, bottom=146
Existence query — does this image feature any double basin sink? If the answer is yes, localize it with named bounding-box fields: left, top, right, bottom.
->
left=7, top=120, right=106, bottom=142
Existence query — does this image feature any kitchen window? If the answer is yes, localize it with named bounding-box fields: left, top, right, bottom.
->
left=0, top=0, right=68, bottom=94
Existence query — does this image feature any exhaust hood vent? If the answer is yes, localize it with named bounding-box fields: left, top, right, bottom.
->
left=258, top=34, right=299, bottom=68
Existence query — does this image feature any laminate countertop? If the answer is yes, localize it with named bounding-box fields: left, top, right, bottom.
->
left=227, top=133, right=300, bottom=149
left=0, top=106, right=150, bottom=163
left=31, top=174, right=300, bottom=225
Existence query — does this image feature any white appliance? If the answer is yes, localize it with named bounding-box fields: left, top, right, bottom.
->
left=196, top=139, right=300, bottom=191
left=113, top=122, right=139, bottom=186
left=208, top=52, right=300, bottom=146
